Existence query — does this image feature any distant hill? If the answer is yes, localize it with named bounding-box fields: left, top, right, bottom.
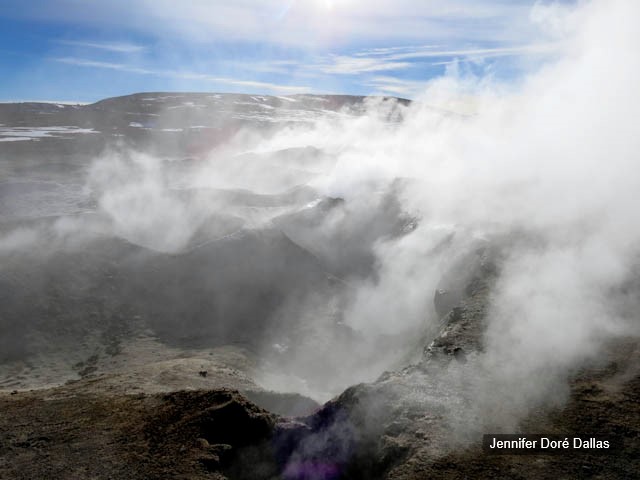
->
left=0, top=92, right=409, bottom=158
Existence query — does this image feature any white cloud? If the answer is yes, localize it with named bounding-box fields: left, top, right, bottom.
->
left=55, top=39, right=147, bottom=53
left=9, top=1, right=565, bottom=100
left=308, top=42, right=558, bottom=76
left=8, top=1, right=546, bottom=48
left=363, top=76, right=426, bottom=96
left=54, top=57, right=152, bottom=74
left=53, top=57, right=310, bottom=93
left=223, top=59, right=302, bottom=75
left=354, top=45, right=443, bottom=57
left=384, top=43, right=560, bottom=61
left=314, top=55, right=413, bottom=74
left=132, top=0, right=539, bottom=47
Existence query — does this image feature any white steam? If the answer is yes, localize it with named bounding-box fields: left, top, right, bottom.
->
left=249, top=0, right=640, bottom=421
left=2, top=0, right=637, bottom=431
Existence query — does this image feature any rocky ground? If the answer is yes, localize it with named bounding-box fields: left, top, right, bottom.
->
left=1, top=234, right=638, bottom=479
left=1, top=315, right=637, bottom=480
left=1, top=92, right=413, bottom=401
left=1, top=93, right=638, bottom=479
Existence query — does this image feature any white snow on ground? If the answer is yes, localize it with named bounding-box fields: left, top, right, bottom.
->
left=0, top=126, right=97, bottom=139
left=230, top=111, right=324, bottom=123
left=277, top=96, right=297, bottom=102
left=234, top=101, right=275, bottom=110
left=125, top=112, right=160, bottom=116
left=128, top=124, right=189, bottom=131
left=0, top=100, right=88, bottom=105
left=0, top=137, right=33, bottom=142
left=166, top=102, right=207, bottom=109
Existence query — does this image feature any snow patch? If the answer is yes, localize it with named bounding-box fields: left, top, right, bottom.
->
left=0, top=126, right=97, bottom=138
left=0, top=137, right=34, bottom=142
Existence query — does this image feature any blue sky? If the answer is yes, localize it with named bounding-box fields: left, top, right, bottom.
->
left=0, top=0, right=571, bottom=102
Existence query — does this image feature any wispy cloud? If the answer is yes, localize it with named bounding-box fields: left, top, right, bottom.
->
left=363, top=76, right=426, bottom=97
left=56, top=39, right=147, bottom=53
left=305, top=42, right=558, bottom=80
left=312, top=55, right=413, bottom=75
left=2, top=0, right=569, bottom=101
left=315, top=43, right=558, bottom=74
left=9, top=1, right=541, bottom=48
left=55, top=57, right=151, bottom=73
left=53, top=57, right=309, bottom=93
left=353, top=45, right=442, bottom=57
left=382, top=43, right=560, bottom=61
left=224, top=59, right=302, bottom=75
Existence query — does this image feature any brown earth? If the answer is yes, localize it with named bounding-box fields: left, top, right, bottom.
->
left=1, top=352, right=638, bottom=480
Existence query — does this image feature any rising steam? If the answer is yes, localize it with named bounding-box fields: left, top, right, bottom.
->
left=2, top=0, right=639, bottom=435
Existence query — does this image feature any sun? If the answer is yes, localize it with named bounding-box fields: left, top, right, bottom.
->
left=311, top=0, right=336, bottom=11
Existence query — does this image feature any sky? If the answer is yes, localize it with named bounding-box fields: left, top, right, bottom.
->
left=0, top=0, right=573, bottom=103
